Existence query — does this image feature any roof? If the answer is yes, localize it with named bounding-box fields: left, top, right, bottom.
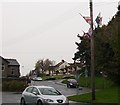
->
left=55, top=60, right=66, bottom=67
left=0, top=56, right=9, bottom=63
left=6, top=59, right=20, bottom=66
left=55, top=62, right=63, bottom=67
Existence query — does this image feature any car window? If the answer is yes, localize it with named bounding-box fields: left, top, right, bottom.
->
left=32, top=87, right=40, bottom=95
left=68, top=79, right=77, bottom=83
left=26, top=87, right=33, bottom=93
left=39, top=88, right=62, bottom=95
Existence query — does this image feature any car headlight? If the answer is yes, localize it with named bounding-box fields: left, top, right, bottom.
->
left=44, top=99, right=54, bottom=103
left=70, top=83, right=73, bottom=85
left=65, top=98, right=69, bottom=104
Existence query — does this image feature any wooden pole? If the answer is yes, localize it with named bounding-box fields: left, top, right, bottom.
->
left=89, top=0, right=95, bottom=100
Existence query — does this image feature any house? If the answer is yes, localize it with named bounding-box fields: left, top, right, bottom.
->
left=55, top=60, right=70, bottom=74
left=44, top=66, right=55, bottom=76
left=29, top=69, right=37, bottom=78
left=0, top=56, right=9, bottom=78
left=28, top=59, right=83, bottom=77
left=0, top=56, right=20, bottom=78
left=54, top=60, right=83, bottom=75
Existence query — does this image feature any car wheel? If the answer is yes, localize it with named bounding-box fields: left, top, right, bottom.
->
left=67, top=84, right=70, bottom=88
left=20, top=98, right=26, bottom=105
left=37, top=100, right=43, bottom=105
left=67, top=84, right=68, bottom=88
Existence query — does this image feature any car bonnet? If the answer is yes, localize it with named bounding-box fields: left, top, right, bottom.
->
left=38, top=94, right=66, bottom=103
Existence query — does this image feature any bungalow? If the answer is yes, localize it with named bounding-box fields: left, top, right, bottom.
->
left=54, top=60, right=83, bottom=75
left=28, top=59, right=83, bottom=77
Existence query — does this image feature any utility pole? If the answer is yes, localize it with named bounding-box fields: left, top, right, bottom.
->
left=89, top=0, right=95, bottom=100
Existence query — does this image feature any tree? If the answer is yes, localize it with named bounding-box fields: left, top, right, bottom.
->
left=35, top=59, right=55, bottom=76
left=44, top=59, right=55, bottom=76
left=94, top=8, right=120, bottom=85
left=35, top=59, right=44, bottom=77
left=73, top=34, right=91, bottom=75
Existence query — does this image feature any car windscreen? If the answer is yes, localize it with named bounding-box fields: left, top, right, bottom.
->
left=38, top=88, right=62, bottom=95
left=68, top=79, right=77, bottom=83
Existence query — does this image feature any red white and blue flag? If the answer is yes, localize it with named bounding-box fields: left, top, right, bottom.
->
left=79, top=13, right=91, bottom=25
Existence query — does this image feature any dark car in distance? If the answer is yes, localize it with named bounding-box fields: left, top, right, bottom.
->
left=67, top=79, right=79, bottom=88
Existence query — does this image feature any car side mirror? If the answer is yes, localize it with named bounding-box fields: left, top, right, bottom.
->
left=32, top=92, right=37, bottom=95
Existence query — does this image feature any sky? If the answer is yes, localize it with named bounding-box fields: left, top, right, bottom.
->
left=0, top=0, right=119, bottom=76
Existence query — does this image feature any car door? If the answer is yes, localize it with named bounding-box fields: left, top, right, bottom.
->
left=30, top=87, right=40, bottom=104
left=24, top=87, right=34, bottom=104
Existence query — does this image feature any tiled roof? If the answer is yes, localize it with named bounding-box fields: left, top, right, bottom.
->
left=6, top=59, right=20, bottom=66
left=0, top=56, right=9, bottom=63
left=55, top=62, right=63, bottom=67
left=55, top=60, right=65, bottom=67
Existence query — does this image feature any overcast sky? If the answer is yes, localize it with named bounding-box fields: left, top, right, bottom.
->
left=0, top=0, right=119, bottom=76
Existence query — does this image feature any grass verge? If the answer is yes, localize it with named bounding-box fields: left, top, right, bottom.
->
left=68, top=86, right=119, bottom=104
left=62, top=76, right=115, bottom=89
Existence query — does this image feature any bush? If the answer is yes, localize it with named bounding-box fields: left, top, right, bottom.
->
left=45, top=77, right=56, bottom=81
left=61, top=79, right=68, bottom=84
left=62, top=75, right=75, bottom=79
left=2, top=79, right=28, bottom=92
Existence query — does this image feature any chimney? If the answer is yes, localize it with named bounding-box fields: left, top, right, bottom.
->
left=61, top=60, right=65, bottom=63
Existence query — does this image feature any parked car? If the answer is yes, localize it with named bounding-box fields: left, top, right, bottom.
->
left=67, top=79, right=79, bottom=88
left=20, top=85, right=69, bottom=105
left=32, top=77, right=42, bottom=81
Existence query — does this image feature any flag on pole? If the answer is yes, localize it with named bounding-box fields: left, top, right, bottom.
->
left=95, top=13, right=102, bottom=27
left=79, top=13, right=91, bottom=25
left=88, top=27, right=92, bottom=36
left=83, top=17, right=91, bottom=25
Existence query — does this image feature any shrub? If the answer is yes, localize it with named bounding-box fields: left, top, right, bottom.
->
left=62, top=75, right=75, bottom=79
left=2, top=79, right=28, bottom=92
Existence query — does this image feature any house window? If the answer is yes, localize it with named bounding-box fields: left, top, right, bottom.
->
left=11, top=69, right=14, bottom=75
left=2, top=64, right=5, bottom=71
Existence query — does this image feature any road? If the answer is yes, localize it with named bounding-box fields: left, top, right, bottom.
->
left=2, top=80, right=91, bottom=105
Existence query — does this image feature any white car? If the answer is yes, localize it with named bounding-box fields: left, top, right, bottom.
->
left=20, top=85, right=69, bottom=105
left=32, top=77, right=42, bottom=81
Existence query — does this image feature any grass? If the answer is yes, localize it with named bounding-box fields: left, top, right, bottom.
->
left=42, top=75, right=119, bottom=104
left=61, top=79, right=68, bottom=84
left=78, top=76, right=115, bottom=89
left=42, top=74, right=64, bottom=80
left=68, top=86, right=120, bottom=104
left=42, top=74, right=75, bottom=80
left=62, top=76, right=115, bottom=89
left=63, top=76, right=119, bottom=104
